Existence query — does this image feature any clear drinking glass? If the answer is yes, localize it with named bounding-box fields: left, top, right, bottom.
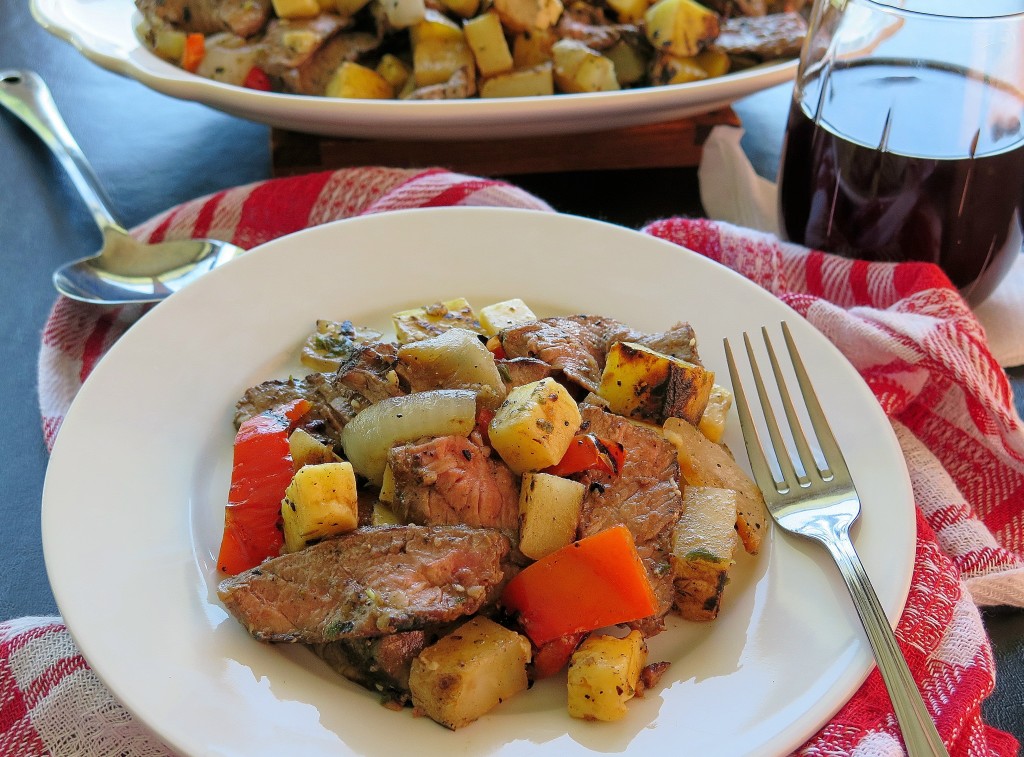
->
left=777, top=0, right=1024, bottom=305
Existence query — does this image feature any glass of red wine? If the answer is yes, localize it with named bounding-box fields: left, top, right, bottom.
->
left=777, top=0, right=1024, bottom=305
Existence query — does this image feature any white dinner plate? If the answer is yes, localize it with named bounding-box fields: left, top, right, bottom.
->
left=31, top=0, right=799, bottom=139
left=43, top=208, right=915, bottom=757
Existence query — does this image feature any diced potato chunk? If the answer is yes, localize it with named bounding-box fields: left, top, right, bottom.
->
left=333, top=0, right=373, bottom=14
left=371, top=500, right=401, bottom=525
left=379, top=464, right=397, bottom=504
left=697, top=383, right=732, bottom=443
left=280, top=462, right=358, bottom=552
left=671, top=486, right=738, bottom=620
left=288, top=427, right=342, bottom=471
left=376, top=53, right=411, bottom=89
left=644, top=0, right=719, bottom=58
left=479, top=298, right=538, bottom=335
left=605, top=0, right=649, bottom=22
left=518, top=472, right=585, bottom=560
left=480, top=64, right=554, bottom=97
left=598, top=341, right=714, bottom=425
left=378, top=0, right=427, bottom=28
left=392, top=297, right=484, bottom=343
left=464, top=11, right=514, bottom=76
left=492, top=0, right=563, bottom=32
left=439, top=0, right=480, bottom=17
left=271, top=0, right=321, bottom=19
left=659, top=54, right=708, bottom=84
left=567, top=630, right=647, bottom=722
left=552, top=39, right=619, bottom=94
left=325, top=61, right=394, bottom=99
left=604, top=39, right=648, bottom=86
left=488, top=378, right=582, bottom=473
left=412, top=10, right=475, bottom=86
left=153, top=27, right=188, bottom=61
left=695, top=46, right=729, bottom=77
left=398, top=327, right=506, bottom=407
left=410, top=617, right=531, bottom=729
left=663, top=416, right=768, bottom=555
left=341, top=389, right=477, bottom=486
left=511, top=28, right=556, bottom=68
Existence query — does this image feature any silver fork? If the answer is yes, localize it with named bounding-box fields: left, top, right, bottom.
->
left=724, top=322, right=948, bottom=757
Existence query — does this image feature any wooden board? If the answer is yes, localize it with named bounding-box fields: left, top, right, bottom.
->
left=271, top=107, right=741, bottom=177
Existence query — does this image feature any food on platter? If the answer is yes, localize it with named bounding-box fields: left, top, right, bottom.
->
left=134, top=0, right=807, bottom=99
left=215, top=297, right=769, bottom=728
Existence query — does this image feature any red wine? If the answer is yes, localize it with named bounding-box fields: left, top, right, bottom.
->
left=778, top=60, right=1024, bottom=304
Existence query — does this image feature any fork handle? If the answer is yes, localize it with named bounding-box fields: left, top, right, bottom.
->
left=825, top=530, right=949, bottom=757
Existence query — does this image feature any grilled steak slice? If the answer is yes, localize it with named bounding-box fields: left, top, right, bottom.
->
left=218, top=524, right=511, bottom=643
left=388, top=436, right=520, bottom=535
left=711, top=12, right=808, bottom=65
left=499, top=315, right=702, bottom=394
left=260, top=15, right=352, bottom=75
left=313, top=629, right=434, bottom=704
left=496, top=357, right=557, bottom=390
left=281, top=31, right=383, bottom=95
left=234, top=373, right=358, bottom=448
left=577, top=404, right=683, bottom=632
left=136, top=0, right=272, bottom=37
left=334, top=340, right=405, bottom=405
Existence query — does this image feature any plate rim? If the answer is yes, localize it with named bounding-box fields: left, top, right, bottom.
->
left=42, top=206, right=915, bottom=757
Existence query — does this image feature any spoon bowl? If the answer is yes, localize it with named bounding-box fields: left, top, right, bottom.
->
left=0, top=69, right=246, bottom=305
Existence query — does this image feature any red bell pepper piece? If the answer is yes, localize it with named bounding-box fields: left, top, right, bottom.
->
left=543, top=433, right=625, bottom=477
left=501, top=525, right=658, bottom=646
left=217, top=398, right=310, bottom=574
left=181, top=33, right=205, bottom=74
left=242, top=66, right=272, bottom=91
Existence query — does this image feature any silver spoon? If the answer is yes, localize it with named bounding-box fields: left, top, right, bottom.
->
left=0, top=69, right=246, bottom=305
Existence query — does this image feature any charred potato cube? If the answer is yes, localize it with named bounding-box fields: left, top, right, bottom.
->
left=411, top=11, right=476, bottom=86
left=644, top=0, right=720, bottom=58
left=567, top=630, right=648, bottom=722
left=280, top=462, right=359, bottom=553
left=492, top=0, right=563, bottom=32
left=663, top=416, right=768, bottom=555
left=325, top=61, right=395, bottom=99
left=288, top=427, right=342, bottom=471
left=410, top=616, right=531, bottom=729
left=597, top=341, right=714, bottom=425
left=479, top=298, right=538, bottom=335
left=552, top=39, right=620, bottom=93
left=392, top=297, right=484, bottom=343
left=512, top=28, right=556, bottom=67
left=671, top=485, right=739, bottom=620
left=518, top=472, right=586, bottom=560
left=488, top=378, right=582, bottom=473
left=272, top=0, right=321, bottom=18
left=464, top=12, right=514, bottom=76
left=480, top=64, right=555, bottom=97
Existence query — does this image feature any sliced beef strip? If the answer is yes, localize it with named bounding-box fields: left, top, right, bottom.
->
left=388, top=436, right=520, bottom=535
left=313, top=629, right=435, bottom=704
left=281, top=31, right=383, bottom=95
left=136, top=0, right=271, bottom=38
left=218, top=524, right=512, bottom=644
left=496, top=357, right=556, bottom=390
left=710, top=12, right=808, bottom=64
left=333, top=340, right=406, bottom=406
left=233, top=372, right=359, bottom=449
left=499, top=315, right=702, bottom=394
left=577, top=404, right=684, bottom=633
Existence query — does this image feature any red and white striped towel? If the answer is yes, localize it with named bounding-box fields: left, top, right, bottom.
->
left=5, top=167, right=1022, bottom=756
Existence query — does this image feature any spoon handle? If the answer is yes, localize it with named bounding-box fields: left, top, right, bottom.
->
left=0, top=69, right=127, bottom=236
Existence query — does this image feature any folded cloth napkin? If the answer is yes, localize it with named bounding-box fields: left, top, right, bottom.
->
left=5, top=166, right=1023, bottom=757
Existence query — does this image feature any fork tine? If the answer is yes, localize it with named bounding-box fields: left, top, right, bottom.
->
left=780, top=322, right=851, bottom=480
left=741, top=331, right=805, bottom=495
left=723, top=336, right=778, bottom=495
left=760, top=325, right=826, bottom=484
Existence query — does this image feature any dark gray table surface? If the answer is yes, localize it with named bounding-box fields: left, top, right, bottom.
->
left=2, top=1, right=1022, bottom=750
